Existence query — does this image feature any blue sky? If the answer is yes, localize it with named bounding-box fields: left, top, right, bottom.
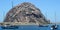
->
left=0, top=0, right=60, bottom=23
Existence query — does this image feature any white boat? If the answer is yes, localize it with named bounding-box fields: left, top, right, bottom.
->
left=1, top=24, right=19, bottom=29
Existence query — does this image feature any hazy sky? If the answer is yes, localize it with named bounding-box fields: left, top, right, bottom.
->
left=0, top=0, right=60, bottom=23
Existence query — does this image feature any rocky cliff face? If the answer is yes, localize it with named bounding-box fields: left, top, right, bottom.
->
left=4, top=2, right=50, bottom=24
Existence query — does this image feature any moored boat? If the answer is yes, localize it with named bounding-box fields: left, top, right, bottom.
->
left=1, top=25, right=19, bottom=29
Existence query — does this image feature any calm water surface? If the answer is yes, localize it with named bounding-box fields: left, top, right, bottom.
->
left=0, top=24, right=60, bottom=30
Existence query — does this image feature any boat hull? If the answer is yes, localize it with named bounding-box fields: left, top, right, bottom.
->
left=1, top=25, right=19, bottom=29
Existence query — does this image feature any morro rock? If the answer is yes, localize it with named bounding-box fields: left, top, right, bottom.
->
left=4, top=2, right=50, bottom=24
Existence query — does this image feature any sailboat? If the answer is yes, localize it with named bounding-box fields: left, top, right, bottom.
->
left=51, top=11, right=59, bottom=30
left=1, top=1, right=19, bottom=29
left=1, top=24, right=19, bottom=29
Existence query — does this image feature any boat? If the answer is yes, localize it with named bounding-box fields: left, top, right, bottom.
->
left=50, top=10, right=59, bottom=30
left=1, top=25, right=19, bottom=29
left=51, top=24, right=58, bottom=30
left=39, top=24, right=48, bottom=27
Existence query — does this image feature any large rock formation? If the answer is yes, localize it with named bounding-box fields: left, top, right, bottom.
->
left=4, top=2, right=50, bottom=24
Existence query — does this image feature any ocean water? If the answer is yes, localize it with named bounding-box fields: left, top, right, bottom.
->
left=0, top=24, right=60, bottom=30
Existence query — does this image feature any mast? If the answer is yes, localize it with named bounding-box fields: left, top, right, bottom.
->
left=45, top=9, right=47, bottom=23
left=12, top=0, right=13, bottom=8
left=55, top=10, right=56, bottom=25
left=45, top=9, right=49, bottom=23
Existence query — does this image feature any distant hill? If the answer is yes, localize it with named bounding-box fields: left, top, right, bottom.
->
left=4, top=2, right=50, bottom=24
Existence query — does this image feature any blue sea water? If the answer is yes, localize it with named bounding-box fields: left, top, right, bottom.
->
left=0, top=24, right=60, bottom=30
